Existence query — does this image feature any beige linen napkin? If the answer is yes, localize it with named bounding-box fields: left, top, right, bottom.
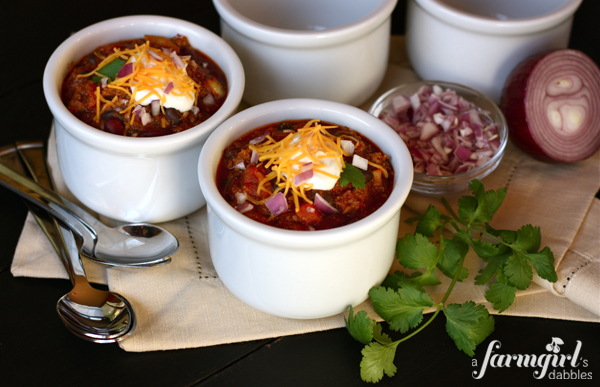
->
left=10, top=36, right=600, bottom=353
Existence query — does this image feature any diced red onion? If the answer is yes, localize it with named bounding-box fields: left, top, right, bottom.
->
left=100, top=77, right=108, bottom=88
left=249, top=134, right=266, bottom=145
left=265, top=192, right=288, bottom=217
left=164, top=81, right=174, bottom=95
left=341, top=140, right=355, bottom=156
left=150, top=100, right=161, bottom=116
left=352, top=154, right=369, bottom=170
left=191, top=106, right=200, bottom=115
left=294, top=168, right=313, bottom=186
left=203, top=93, right=216, bottom=106
left=314, top=193, right=338, bottom=214
left=250, top=149, right=259, bottom=164
left=148, top=49, right=163, bottom=62
left=170, top=51, right=185, bottom=69
left=235, top=192, right=247, bottom=205
left=161, top=47, right=172, bottom=55
left=116, top=62, right=134, bottom=78
left=234, top=161, right=245, bottom=170
left=377, top=84, right=502, bottom=175
left=236, top=202, right=254, bottom=214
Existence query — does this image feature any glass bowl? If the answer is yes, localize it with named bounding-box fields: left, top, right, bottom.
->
left=368, top=81, right=508, bottom=195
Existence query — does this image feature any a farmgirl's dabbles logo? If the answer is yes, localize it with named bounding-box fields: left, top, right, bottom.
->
left=472, top=338, right=592, bottom=380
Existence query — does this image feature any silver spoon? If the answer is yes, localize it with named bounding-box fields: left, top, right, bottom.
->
left=1, top=142, right=136, bottom=342
left=0, top=150, right=178, bottom=267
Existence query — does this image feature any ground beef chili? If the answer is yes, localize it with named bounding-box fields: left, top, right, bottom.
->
left=216, top=119, right=394, bottom=231
left=61, top=35, right=228, bottom=137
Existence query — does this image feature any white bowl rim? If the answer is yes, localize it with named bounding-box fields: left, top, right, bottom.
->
left=212, top=0, right=398, bottom=48
left=198, top=98, right=414, bottom=249
left=43, top=15, right=245, bottom=155
left=413, top=0, right=582, bottom=35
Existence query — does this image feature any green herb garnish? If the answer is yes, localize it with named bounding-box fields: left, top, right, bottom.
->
left=339, top=163, right=366, bottom=189
left=345, top=179, right=557, bottom=383
left=91, top=57, right=126, bottom=83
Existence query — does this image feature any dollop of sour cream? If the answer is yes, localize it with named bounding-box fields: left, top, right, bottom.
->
left=128, top=52, right=195, bottom=112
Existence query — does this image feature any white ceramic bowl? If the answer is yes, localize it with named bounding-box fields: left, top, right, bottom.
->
left=43, top=15, right=244, bottom=223
left=406, top=0, right=582, bottom=103
left=212, top=0, right=397, bottom=107
left=198, top=99, right=413, bottom=319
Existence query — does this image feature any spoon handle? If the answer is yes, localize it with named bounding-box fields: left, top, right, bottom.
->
left=0, top=157, right=98, bottom=258
left=1, top=142, right=80, bottom=283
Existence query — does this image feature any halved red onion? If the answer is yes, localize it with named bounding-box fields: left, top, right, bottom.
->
left=116, top=62, right=134, bottom=78
left=501, top=49, right=600, bottom=163
left=150, top=100, right=161, bottom=116
left=265, top=192, right=288, bottom=216
left=352, top=154, right=369, bottom=170
left=164, top=81, right=174, bottom=95
left=294, top=168, right=313, bottom=186
left=314, top=193, right=338, bottom=214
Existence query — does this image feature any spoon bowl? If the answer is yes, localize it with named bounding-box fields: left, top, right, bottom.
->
left=0, top=159, right=178, bottom=267
left=1, top=141, right=136, bottom=342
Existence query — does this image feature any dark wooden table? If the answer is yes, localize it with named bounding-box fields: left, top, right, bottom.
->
left=2, top=1, right=598, bottom=386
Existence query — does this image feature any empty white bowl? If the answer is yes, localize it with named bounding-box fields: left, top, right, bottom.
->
left=43, top=15, right=244, bottom=223
left=406, top=0, right=582, bottom=103
left=198, top=99, right=413, bottom=319
left=213, top=0, right=397, bottom=107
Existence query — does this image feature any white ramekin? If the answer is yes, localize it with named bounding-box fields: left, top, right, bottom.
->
left=198, top=99, right=413, bottom=319
left=43, top=15, right=244, bottom=222
left=406, top=0, right=582, bottom=103
left=212, top=0, right=398, bottom=107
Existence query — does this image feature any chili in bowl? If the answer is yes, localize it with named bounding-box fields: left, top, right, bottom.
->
left=43, top=15, right=244, bottom=222
left=198, top=99, right=413, bottom=319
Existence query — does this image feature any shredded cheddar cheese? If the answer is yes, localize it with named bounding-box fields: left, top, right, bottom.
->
left=78, top=41, right=200, bottom=123
left=249, top=120, right=351, bottom=212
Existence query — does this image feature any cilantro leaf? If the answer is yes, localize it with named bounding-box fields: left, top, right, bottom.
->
left=436, top=237, right=469, bottom=281
left=91, top=57, right=126, bottom=83
left=512, top=225, right=542, bottom=253
left=458, top=180, right=506, bottom=224
left=415, top=205, right=442, bottom=237
left=444, top=301, right=495, bottom=356
left=474, top=251, right=510, bottom=285
left=522, top=247, right=558, bottom=283
left=360, top=340, right=400, bottom=383
left=503, top=252, right=533, bottom=290
left=372, top=322, right=392, bottom=344
left=411, top=267, right=442, bottom=286
left=369, top=285, right=434, bottom=334
left=396, top=233, right=439, bottom=270
left=485, top=281, right=517, bottom=312
left=345, top=306, right=374, bottom=345
left=470, top=239, right=501, bottom=259
left=339, top=164, right=366, bottom=189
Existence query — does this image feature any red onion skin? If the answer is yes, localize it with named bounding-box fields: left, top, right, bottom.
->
left=501, top=49, right=600, bottom=163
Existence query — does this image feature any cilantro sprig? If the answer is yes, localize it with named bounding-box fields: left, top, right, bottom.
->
left=339, top=164, right=366, bottom=189
left=91, top=57, right=126, bottom=83
left=345, top=179, right=557, bottom=383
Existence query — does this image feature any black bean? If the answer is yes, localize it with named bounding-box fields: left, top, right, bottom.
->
left=361, top=169, right=373, bottom=183
left=165, top=108, right=182, bottom=125
left=278, top=121, right=293, bottom=131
